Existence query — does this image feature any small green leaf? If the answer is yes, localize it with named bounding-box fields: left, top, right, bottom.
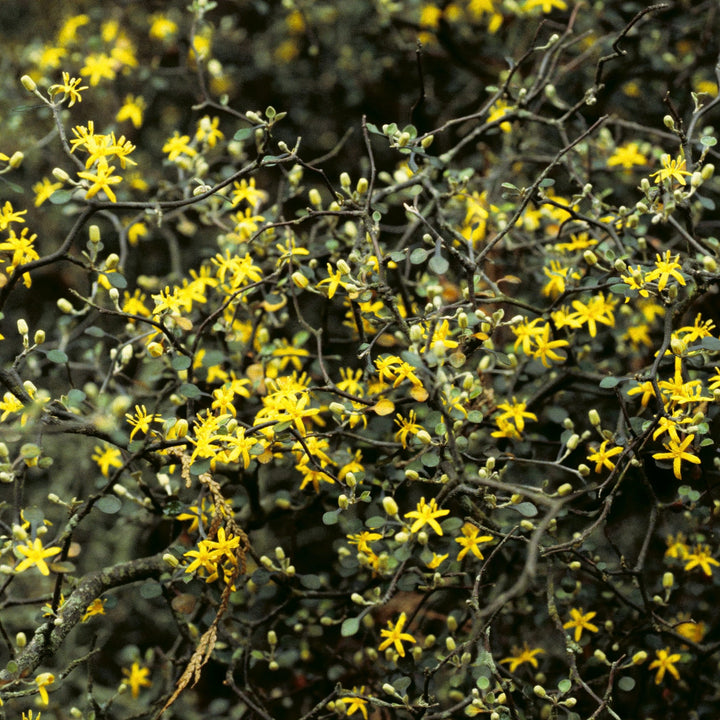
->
left=322, top=511, right=339, bottom=525
left=66, top=388, right=86, bottom=407
left=233, top=126, right=257, bottom=141
left=599, top=376, right=621, bottom=389
left=300, top=574, right=322, bottom=589
left=139, top=581, right=162, bottom=599
left=97, top=496, right=122, bottom=514
left=47, top=349, right=68, bottom=364
left=428, top=254, right=449, bottom=275
left=179, top=383, right=202, bottom=399
left=410, top=247, right=430, bottom=264
left=365, top=516, right=385, bottom=529
left=558, top=678, right=572, bottom=693
left=252, top=568, right=270, bottom=585
left=172, top=355, right=192, bottom=371
left=48, top=190, right=74, bottom=204
left=701, top=336, right=720, bottom=351
left=513, top=502, right=538, bottom=517
left=23, top=507, right=44, bottom=525
left=618, top=676, right=635, bottom=691
left=341, top=617, right=359, bottom=637
left=107, top=273, right=127, bottom=289
left=701, top=135, right=717, bottom=147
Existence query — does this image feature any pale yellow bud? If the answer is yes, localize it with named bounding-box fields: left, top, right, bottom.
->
left=382, top=496, right=399, bottom=516
left=20, top=74, right=37, bottom=92
left=163, top=553, right=179, bottom=568
left=52, top=167, right=71, bottom=183
left=583, top=250, right=598, bottom=266
left=308, top=188, right=322, bottom=207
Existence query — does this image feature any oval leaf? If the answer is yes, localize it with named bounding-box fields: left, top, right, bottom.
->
left=96, top=496, right=122, bottom=514
left=341, top=617, right=359, bottom=637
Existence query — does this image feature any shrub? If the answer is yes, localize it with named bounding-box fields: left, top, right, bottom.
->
left=1, top=1, right=719, bottom=719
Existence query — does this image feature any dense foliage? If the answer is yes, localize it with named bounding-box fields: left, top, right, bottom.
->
left=1, top=1, right=720, bottom=719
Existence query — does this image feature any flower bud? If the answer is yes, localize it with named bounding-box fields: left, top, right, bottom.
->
left=16, top=318, right=28, bottom=336
left=291, top=271, right=308, bottom=289
left=662, top=571, right=674, bottom=589
left=163, top=553, right=179, bottom=568
left=9, top=152, right=24, bottom=169
left=308, top=188, right=322, bottom=207
left=557, top=483, right=573, bottom=497
left=267, top=630, right=277, bottom=646
left=416, top=429, right=432, bottom=444
left=57, top=297, right=74, bottom=313
left=52, top=167, right=71, bottom=183
left=33, top=329, right=45, bottom=345
left=701, top=163, right=715, bottom=181
left=20, top=74, right=37, bottom=92
left=338, top=494, right=349, bottom=509
left=588, top=409, right=601, bottom=426
left=382, top=496, right=399, bottom=516
left=533, top=685, right=547, bottom=698
left=89, top=225, right=101, bottom=244
left=16, top=631, right=27, bottom=648
left=583, top=250, right=598, bottom=266
left=632, top=650, right=648, bottom=665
